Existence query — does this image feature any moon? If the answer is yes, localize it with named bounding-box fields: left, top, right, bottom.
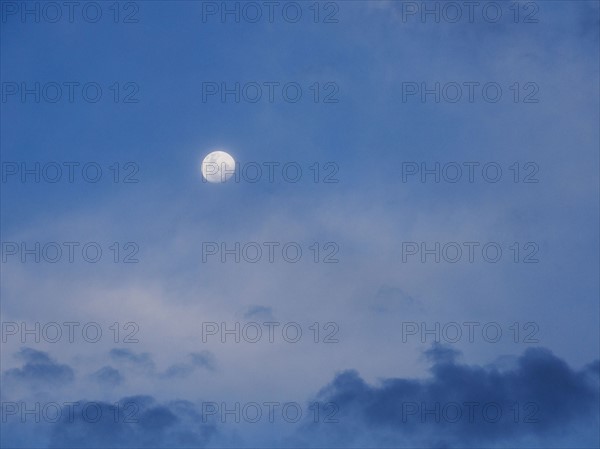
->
left=201, top=150, right=236, bottom=183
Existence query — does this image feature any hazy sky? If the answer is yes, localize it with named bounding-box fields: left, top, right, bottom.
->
left=1, top=1, right=599, bottom=447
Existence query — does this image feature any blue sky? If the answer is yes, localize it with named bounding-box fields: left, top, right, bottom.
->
left=1, top=1, right=599, bottom=447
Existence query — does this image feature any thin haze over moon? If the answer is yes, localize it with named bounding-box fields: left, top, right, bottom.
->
left=201, top=150, right=236, bottom=183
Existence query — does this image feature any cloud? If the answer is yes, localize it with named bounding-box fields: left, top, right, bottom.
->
left=189, top=351, right=216, bottom=371
left=2, top=345, right=598, bottom=448
left=242, top=305, right=275, bottom=321
left=371, top=285, right=421, bottom=314
left=107, top=348, right=216, bottom=380
left=298, top=344, right=600, bottom=448
left=91, top=366, right=123, bottom=387
left=162, top=351, right=216, bottom=378
left=99, top=347, right=218, bottom=381
left=109, top=348, right=156, bottom=373
left=3, top=347, right=74, bottom=388
left=47, top=396, right=217, bottom=448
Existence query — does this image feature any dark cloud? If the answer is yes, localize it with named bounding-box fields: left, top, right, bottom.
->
left=5, top=346, right=597, bottom=447
left=162, top=351, right=216, bottom=379
left=109, top=348, right=155, bottom=373
left=91, top=366, right=123, bottom=387
left=48, top=396, right=217, bottom=448
left=3, top=347, right=74, bottom=387
left=299, top=344, right=600, bottom=448
left=189, top=351, right=216, bottom=370
left=243, top=305, right=275, bottom=320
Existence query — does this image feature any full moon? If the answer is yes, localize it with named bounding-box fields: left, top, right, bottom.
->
left=201, top=150, right=236, bottom=183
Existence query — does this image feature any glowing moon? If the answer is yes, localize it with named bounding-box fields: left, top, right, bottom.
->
left=201, top=150, right=236, bottom=183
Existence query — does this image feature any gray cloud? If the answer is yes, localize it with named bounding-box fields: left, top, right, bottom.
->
left=109, top=348, right=156, bottom=373
left=91, top=366, right=123, bottom=387
left=242, top=305, right=275, bottom=321
left=162, top=351, right=216, bottom=378
left=47, top=396, right=217, bottom=448
left=297, top=344, right=600, bottom=448
left=2, top=345, right=598, bottom=448
left=3, top=347, right=74, bottom=388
